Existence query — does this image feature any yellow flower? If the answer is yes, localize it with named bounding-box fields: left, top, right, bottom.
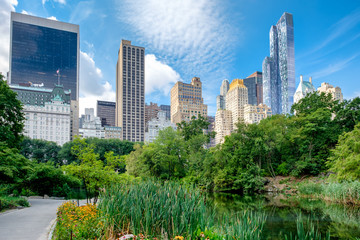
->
left=174, top=236, right=184, bottom=240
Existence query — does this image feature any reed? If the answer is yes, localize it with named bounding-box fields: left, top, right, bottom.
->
left=98, top=180, right=266, bottom=239
left=284, top=215, right=330, bottom=240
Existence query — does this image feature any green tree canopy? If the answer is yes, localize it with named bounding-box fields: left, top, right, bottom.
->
left=20, top=137, right=61, bottom=164
left=0, top=73, right=24, bottom=148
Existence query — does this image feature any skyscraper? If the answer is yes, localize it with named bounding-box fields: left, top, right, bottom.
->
left=262, top=12, right=295, bottom=114
left=244, top=72, right=263, bottom=105
left=159, top=104, right=171, bottom=120
left=293, top=75, right=316, bottom=104
left=170, top=77, right=208, bottom=124
left=216, top=79, right=229, bottom=110
left=9, top=12, right=80, bottom=138
left=226, top=79, right=248, bottom=127
left=97, top=100, right=116, bottom=127
left=116, top=40, right=145, bottom=142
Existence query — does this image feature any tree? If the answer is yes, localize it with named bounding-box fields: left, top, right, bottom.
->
left=333, top=97, right=360, bottom=133
left=62, top=137, right=124, bottom=203
left=20, top=137, right=61, bottom=164
left=328, top=123, right=360, bottom=181
left=177, top=115, right=215, bottom=142
left=291, top=91, right=337, bottom=115
left=0, top=73, right=24, bottom=148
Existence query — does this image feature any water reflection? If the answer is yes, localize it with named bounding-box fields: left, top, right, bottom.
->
left=209, top=193, right=360, bottom=239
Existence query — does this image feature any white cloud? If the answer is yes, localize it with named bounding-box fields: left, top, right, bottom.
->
left=21, top=10, right=28, bottom=14
left=145, top=54, right=181, bottom=96
left=0, top=0, right=17, bottom=76
left=118, top=0, right=235, bottom=78
left=42, top=0, right=66, bottom=5
left=79, top=51, right=115, bottom=115
left=47, top=16, right=58, bottom=21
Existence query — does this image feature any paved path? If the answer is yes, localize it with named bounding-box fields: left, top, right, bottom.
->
left=0, top=199, right=65, bottom=240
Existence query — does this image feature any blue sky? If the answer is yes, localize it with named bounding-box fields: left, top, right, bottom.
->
left=1, top=0, right=359, bottom=116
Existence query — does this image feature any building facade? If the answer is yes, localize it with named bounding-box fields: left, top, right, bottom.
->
left=116, top=40, right=145, bottom=142
left=104, top=126, right=122, bottom=139
left=244, top=104, right=272, bottom=124
left=215, top=109, right=233, bottom=145
left=145, top=102, right=160, bottom=131
left=97, top=100, right=116, bottom=127
left=294, top=75, right=316, bottom=104
left=262, top=12, right=295, bottom=115
left=317, top=82, right=343, bottom=102
left=170, top=77, right=208, bottom=124
left=79, top=108, right=105, bottom=139
left=226, top=79, right=248, bottom=127
left=159, top=104, right=171, bottom=120
left=216, top=79, right=229, bottom=110
left=9, top=12, right=80, bottom=139
left=244, top=71, right=263, bottom=105
left=10, top=84, right=71, bottom=145
left=145, top=111, right=177, bottom=143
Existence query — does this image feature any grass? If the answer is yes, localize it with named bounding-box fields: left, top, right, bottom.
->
left=284, top=215, right=330, bottom=240
left=98, top=180, right=266, bottom=239
left=0, top=195, right=30, bottom=211
left=298, top=180, right=360, bottom=205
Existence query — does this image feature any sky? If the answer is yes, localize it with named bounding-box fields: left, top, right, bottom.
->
left=0, top=0, right=360, bottom=116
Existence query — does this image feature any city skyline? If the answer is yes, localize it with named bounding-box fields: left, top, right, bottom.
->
left=0, top=1, right=359, bottom=116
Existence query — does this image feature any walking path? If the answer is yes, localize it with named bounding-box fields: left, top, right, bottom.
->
left=0, top=199, right=65, bottom=240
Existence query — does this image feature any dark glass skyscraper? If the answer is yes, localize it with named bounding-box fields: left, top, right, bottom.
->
left=9, top=12, right=80, bottom=137
left=243, top=71, right=263, bottom=106
left=97, top=100, right=116, bottom=127
left=262, top=12, right=295, bottom=114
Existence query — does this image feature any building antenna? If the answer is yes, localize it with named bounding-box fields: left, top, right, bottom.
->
left=57, top=69, right=60, bottom=85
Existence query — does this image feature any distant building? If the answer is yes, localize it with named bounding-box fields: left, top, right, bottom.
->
left=104, top=126, right=122, bottom=139
left=116, top=40, right=145, bottom=142
left=244, top=72, right=263, bottom=105
left=145, top=102, right=160, bottom=131
left=159, top=104, right=171, bottom=120
left=262, top=12, right=295, bottom=114
left=170, top=77, right=208, bottom=124
left=79, top=108, right=105, bottom=139
left=10, top=84, right=71, bottom=145
left=204, top=116, right=216, bottom=148
left=244, top=104, right=272, bottom=124
left=97, top=100, right=116, bottom=127
left=145, top=111, right=177, bottom=143
left=226, top=79, right=248, bottom=127
left=317, top=82, right=343, bottom=102
left=216, top=79, right=230, bottom=110
left=294, top=75, right=316, bottom=104
left=215, top=109, right=233, bottom=145
left=9, top=12, right=80, bottom=139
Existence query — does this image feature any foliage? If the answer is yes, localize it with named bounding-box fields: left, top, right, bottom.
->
left=62, top=137, right=127, bottom=202
left=0, top=73, right=25, bottom=148
left=98, top=180, right=266, bottom=239
left=177, top=115, right=215, bottom=142
left=0, top=195, right=30, bottom=211
left=328, top=123, right=360, bottom=181
left=54, top=201, right=102, bottom=240
left=298, top=180, right=360, bottom=205
left=20, top=137, right=61, bottom=164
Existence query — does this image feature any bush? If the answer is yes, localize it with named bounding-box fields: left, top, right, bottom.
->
left=0, top=196, right=30, bottom=211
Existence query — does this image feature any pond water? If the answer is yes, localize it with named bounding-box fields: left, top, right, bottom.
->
left=211, top=193, right=360, bottom=239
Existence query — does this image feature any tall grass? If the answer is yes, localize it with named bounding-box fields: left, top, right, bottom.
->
left=298, top=181, right=360, bottom=205
left=284, top=215, right=330, bottom=240
left=98, top=180, right=266, bottom=239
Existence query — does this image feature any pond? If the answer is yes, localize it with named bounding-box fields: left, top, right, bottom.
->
left=211, top=192, right=360, bottom=239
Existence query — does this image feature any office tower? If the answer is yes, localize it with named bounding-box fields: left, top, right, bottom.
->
left=204, top=115, right=216, bottom=148
left=262, top=12, right=295, bottom=114
left=79, top=108, right=105, bottom=139
left=145, top=102, right=160, bottom=131
left=226, top=79, right=248, bottom=127
left=10, top=84, right=71, bottom=145
left=170, top=77, right=208, bottom=124
left=159, top=104, right=171, bottom=120
left=244, top=104, right=272, bottom=124
left=294, top=75, right=316, bottom=104
left=97, top=100, right=116, bottom=127
left=215, top=110, right=233, bottom=145
left=244, top=72, right=263, bottom=105
left=317, top=82, right=343, bottom=102
left=116, top=40, right=145, bottom=142
left=216, top=79, right=229, bottom=110
left=145, top=111, right=177, bottom=143
left=9, top=12, right=80, bottom=139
